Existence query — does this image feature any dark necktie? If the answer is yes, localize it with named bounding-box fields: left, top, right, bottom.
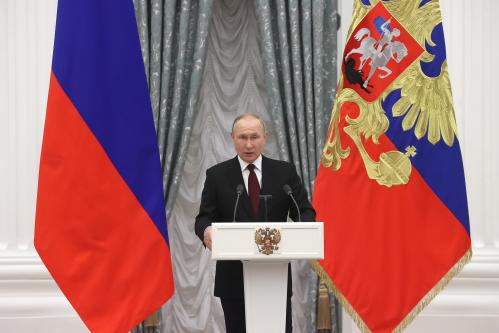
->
left=247, top=164, right=260, bottom=218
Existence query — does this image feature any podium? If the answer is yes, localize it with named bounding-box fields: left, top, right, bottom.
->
left=212, top=222, right=324, bottom=333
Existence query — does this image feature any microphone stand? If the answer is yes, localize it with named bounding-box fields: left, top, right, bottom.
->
left=283, top=184, right=301, bottom=222
left=288, top=194, right=301, bottom=222
left=259, top=194, right=272, bottom=222
left=233, top=185, right=244, bottom=222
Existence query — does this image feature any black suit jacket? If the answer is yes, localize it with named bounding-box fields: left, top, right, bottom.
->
left=195, top=155, right=316, bottom=299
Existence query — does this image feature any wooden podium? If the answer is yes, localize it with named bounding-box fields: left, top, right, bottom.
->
left=212, top=222, right=324, bottom=333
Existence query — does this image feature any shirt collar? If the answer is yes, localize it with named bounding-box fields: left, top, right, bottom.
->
left=237, top=154, right=262, bottom=172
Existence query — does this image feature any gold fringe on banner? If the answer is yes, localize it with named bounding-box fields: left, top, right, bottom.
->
left=310, top=260, right=371, bottom=333
left=310, top=247, right=472, bottom=333
left=393, top=248, right=472, bottom=332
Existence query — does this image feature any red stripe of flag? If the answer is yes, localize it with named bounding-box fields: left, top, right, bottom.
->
left=34, top=2, right=174, bottom=332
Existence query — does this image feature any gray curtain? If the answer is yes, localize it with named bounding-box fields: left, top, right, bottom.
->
left=132, top=0, right=214, bottom=332
left=254, top=1, right=340, bottom=332
left=134, top=0, right=214, bottom=218
left=132, top=0, right=340, bottom=331
left=167, top=2, right=279, bottom=331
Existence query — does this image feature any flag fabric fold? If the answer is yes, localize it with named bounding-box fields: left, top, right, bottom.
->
left=312, top=1, right=471, bottom=332
left=34, top=1, right=174, bottom=332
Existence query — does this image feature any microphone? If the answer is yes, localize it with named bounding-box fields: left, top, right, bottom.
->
left=283, top=184, right=301, bottom=222
left=233, top=184, right=244, bottom=222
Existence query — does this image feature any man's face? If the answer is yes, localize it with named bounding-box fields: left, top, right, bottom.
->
left=231, top=116, right=267, bottom=163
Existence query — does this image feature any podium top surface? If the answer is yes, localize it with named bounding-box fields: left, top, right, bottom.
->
left=211, top=222, right=324, bottom=261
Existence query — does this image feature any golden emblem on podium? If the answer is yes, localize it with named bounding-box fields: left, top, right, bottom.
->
left=255, top=227, right=281, bottom=255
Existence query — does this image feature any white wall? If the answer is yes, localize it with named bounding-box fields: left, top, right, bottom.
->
left=337, top=0, right=499, bottom=332
left=0, top=0, right=87, bottom=331
left=0, top=0, right=497, bottom=332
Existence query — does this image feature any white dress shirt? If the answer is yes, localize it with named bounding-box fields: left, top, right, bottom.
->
left=237, top=155, right=262, bottom=196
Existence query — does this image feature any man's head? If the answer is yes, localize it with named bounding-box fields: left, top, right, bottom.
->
left=231, top=113, right=267, bottom=163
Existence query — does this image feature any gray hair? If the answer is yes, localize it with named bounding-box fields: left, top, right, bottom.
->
left=231, top=113, right=266, bottom=133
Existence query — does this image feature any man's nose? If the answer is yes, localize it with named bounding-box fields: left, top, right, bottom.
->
left=245, top=139, right=253, bottom=148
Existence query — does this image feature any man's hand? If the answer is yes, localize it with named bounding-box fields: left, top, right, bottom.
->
left=203, top=226, right=213, bottom=250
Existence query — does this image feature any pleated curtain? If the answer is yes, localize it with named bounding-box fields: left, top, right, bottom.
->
left=254, top=1, right=341, bottom=331
left=132, top=0, right=214, bottom=331
left=133, top=0, right=339, bottom=332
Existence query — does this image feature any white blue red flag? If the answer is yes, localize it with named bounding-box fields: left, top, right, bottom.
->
left=313, top=0, right=471, bottom=332
left=34, top=1, right=174, bottom=332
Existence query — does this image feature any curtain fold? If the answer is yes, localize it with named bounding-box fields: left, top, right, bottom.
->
left=133, top=0, right=340, bottom=331
left=134, top=0, right=214, bottom=219
left=254, top=1, right=340, bottom=332
left=133, top=0, right=214, bottom=332
left=160, top=0, right=278, bottom=331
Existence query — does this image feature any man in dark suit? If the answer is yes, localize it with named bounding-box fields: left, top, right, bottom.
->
left=195, top=113, right=316, bottom=333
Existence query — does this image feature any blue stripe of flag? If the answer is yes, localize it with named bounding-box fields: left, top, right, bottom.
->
left=383, top=90, right=470, bottom=235
left=51, top=0, right=169, bottom=243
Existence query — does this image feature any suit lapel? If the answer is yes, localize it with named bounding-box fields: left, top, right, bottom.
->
left=260, top=155, right=272, bottom=195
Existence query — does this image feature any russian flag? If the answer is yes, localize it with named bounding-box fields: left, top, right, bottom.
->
left=34, top=1, right=174, bottom=332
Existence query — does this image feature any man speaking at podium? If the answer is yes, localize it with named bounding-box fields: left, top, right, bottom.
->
left=195, top=113, right=316, bottom=333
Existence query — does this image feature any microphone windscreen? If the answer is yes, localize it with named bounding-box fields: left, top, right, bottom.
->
left=236, top=184, right=244, bottom=194
left=283, top=184, right=292, bottom=195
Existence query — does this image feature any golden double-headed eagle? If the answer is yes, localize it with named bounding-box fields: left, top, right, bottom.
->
left=323, top=0, right=457, bottom=187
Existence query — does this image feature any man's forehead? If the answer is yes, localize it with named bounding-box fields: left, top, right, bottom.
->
left=235, top=129, right=262, bottom=136
left=233, top=117, right=265, bottom=133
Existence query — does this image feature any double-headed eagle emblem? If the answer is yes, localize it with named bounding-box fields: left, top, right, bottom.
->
left=323, top=0, right=457, bottom=187
left=255, top=227, right=281, bottom=255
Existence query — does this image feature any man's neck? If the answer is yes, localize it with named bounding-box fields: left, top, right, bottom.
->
left=237, top=154, right=262, bottom=171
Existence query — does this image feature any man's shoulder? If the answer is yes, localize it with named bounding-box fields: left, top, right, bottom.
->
left=262, top=155, right=294, bottom=169
left=206, top=157, right=237, bottom=174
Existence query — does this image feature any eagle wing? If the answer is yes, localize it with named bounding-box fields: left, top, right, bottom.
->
left=273, top=230, right=281, bottom=245
left=391, top=61, right=457, bottom=146
left=255, top=230, right=263, bottom=245
left=387, top=1, right=458, bottom=146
